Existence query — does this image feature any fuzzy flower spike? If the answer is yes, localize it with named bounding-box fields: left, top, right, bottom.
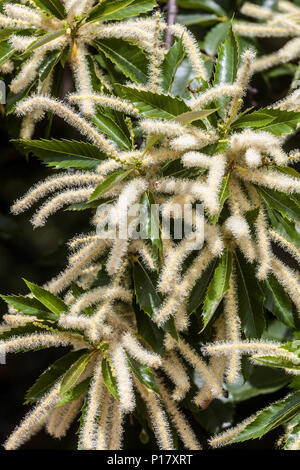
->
left=2, top=17, right=300, bottom=452
left=234, top=1, right=300, bottom=73
left=0, top=0, right=159, bottom=137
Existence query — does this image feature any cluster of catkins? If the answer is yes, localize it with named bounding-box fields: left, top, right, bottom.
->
left=1, top=1, right=300, bottom=451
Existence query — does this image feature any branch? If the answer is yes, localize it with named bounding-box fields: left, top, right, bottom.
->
left=165, top=0, right=178, bottom=49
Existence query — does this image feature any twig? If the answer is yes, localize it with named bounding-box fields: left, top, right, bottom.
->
left=165, top=0, right=178, bottom=49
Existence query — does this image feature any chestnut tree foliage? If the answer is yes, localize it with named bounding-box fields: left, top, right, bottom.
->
left=1, top=0, right=300, bottom=450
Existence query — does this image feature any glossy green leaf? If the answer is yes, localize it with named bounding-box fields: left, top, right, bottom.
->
left=227, top=365, right=290, bottom=402
left=66, top=198, right=114, bottom=212
left=116, top=84, right=190, bottom=119
left=60, top=352, right=94, bottom=395
left=232, top=108, right=300, bottom=135
left=95, top=39, right=148, bottom=84
left=213, top=25, right=238, bottom=119
left=102, top=357, right=119, bottom=400
left=38, top=49, right=63, bottom=82
left=0, top=294, right=57, bottom=321
left=177, top=0, right=226, bottom=15
left=265, top=205, right=300, bottom=251
left=32, top=0, right=66, bottom=19
left=209, top=174, right=230, bottom=224
left=0, top=40, right=14, bottom=66
left=92, top=111, right=131, bottom=150
left=161, top=38, right=185, bottom=93
left=177, top=13, right=218, bottom=26
left=89, top=169, right=133, bottom=202
left=139, top=191, right=162, bottom=268
left=25, top=29, right=65, bottom=53
left=0, top=324, right=50, bottom=342
left=187, top=259, right=217, bottom=315
left=252, top=355, right=300, bottom=371
left=264, top=274, right=294, bottom=328
left=204, top=20, right=231, bottom=56
left=56, top=377, right=91, bottom=407
left=132, top=260, right=178, bottom=341
left=87, top=0, right=156, bottom=22
left=230, top=391, right=300, bottom=443
left=24, top=280, right=67, bottom=315
left=126, top=352, right=159, bottom=394
left=257, top=186, right=300, bottom=222
left=25, top=349, right=88, bottom=404
left=134, top=301, right=165, bottom=355
left=13, top=138, right=106, bottom=170
left=234, top=252, right=266, bottom=338
left=201, top=248, right=232, bottom=331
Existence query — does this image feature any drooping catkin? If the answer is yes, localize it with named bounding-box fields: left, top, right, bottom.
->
left=110, top=343, right=135, bottom=413
left=4, top=382, right=61, bottom=450
left=134, top=379, right=174, bottom=450
left=156, top=377, right=201, bottom=450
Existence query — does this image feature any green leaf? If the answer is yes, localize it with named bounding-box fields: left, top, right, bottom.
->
left=95, top=39, right=148, bottom=84
left=89, top=169, right=133, bottom=202
left=209, top=174, right=230, bottom=224
left=0, top=294, right=57, bottom=321
left=101, top=357, right=119, bottom=400
left=201, top=248, right=232, bottom=331
left=6, top=80, right=37, bottom=114
left=204, top=20, right=231, bottom=56
left=177, top=13, right=218, bottom=26
left=139, top=191, right=162, bottom=268
left=230, top=391, right=300, bottom=443
left=87, top=0, right=156, bottom=22
left=25, top=29, right=65, bottom=53
left=232, top=108, right=300, bottom=135
left=177, top=0, right=226, bottom=15
left=38, top=49, right=63, bottom=82
left=187, top=259, right=217, bottom=315
left=25, top=349, right=88, bottom=404
left=115, top=84, right=190, bottom=119
left=183, top=397, right=234, bottom=435
left=134, top=301, right=165, bottom=355
left=252, top=355, right=300, bottom=371
left=245, top=206, right=260, bottom=229
left=126, top=352, right=159, bottom=394
left=66, top=199, right=114, bottom=211
left=0, top=324, right=49, bottom=342
left=60, top=352, right=94, bottom=395
left=31, top=0, right=66, bottom=19
left=257, top=186, right=300, bottom=222
left=227, top=365, right=290, bottom=402
left=213, top=24, right=238, bottom=119
left=234, top=251, right=266, bottom=338
left=92, top=112, right=131, bottom=150
left=13, top=139, right=106, bottom=170
left=231, top=111, right=276, bottom=129
left=161, top=38, right=185, bottom=93
left=265, top=203, right=300, bottom=251
left=264, top=274, right=295, bottom=328
left=56, top=377, right=91, bottom=407
left=132, top=260, right=178, bottom=341
left=0, top=40, right=14, bottom=66
left=24, top=280, right=67, bottom=315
